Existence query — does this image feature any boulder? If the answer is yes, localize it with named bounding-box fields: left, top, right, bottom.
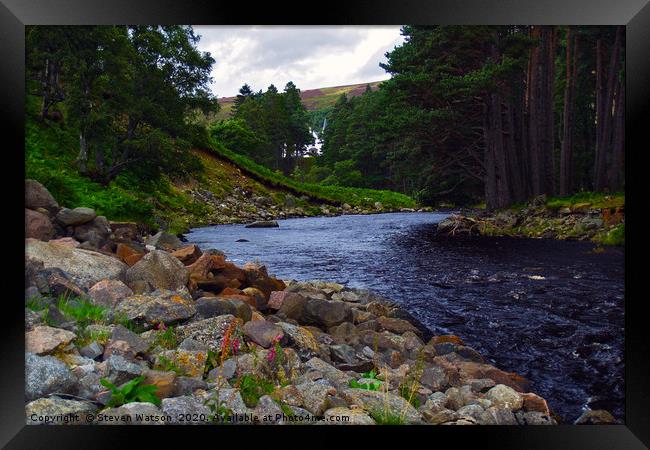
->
left=324, top=407, right=375, bottom=425
left=142, top=369, right=176, bottom=399
left=110, top=324, right=149, bottom=355
left=485, top=384, right=523, bottom=411
left=304, top=298, right=353, bottom=328
left=377, top=316, right=419, bottom=335
left=175, top=315, right=237, bottom=353
left=574, top=409, right=617, bottom=425
left=339, top=389, right=423, bottom=424
left=145, top=231, right=183, bottom=251
left=161, top=396, right=211, bottom=424
left=245, top=220, right=279, bottom=228
left=242, top=263, right=286, bottom=299
left=48, top=237, right=80, bottom=248
left=242, top=320, right=284, bottom=348
left=156, top=349, right=206, bottom=378
left=171, top=245, right=202, bottom=265
left=55, top=207, right=97, bottom=226
left=26, top=326, right=77, bottom=355
left=105, top=355, right=144, bottom=385
left=88, top=279, right=133, bottom=309
left=25, top=238, right=128, bottom=289
left=26, top=208, right=54, bottom=241
left=115, top=291, right=196, bottom=327
left=25, top=353, right=77, bottom=401
left=25, top=397, right=97, bottom=425
left=25, top=179, right=59, bottom=213
left=295, top=381, right=337, bottom=415
left=73, top=216, right=111, bottom=247
left=97, top=402, right=164, bottom=425
left=195, top=297, right=252, bottom=322
left=125, top=250, right=189, bottom=292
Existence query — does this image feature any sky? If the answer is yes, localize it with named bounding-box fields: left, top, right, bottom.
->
left=193, top=26, right=406, bottom=98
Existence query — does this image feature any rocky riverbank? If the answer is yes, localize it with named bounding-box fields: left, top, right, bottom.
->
left=436, top=194, right=625, bottom=246
left=24, top=180, right=617, bottom=425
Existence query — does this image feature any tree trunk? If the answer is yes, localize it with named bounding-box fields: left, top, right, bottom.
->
left=595, top=26, right=623, bottom=191
left=541, top=26, right=557, bottom=196
left=610, top=77, right=624, bottom=190
left=78, top=132, right=88, bottom=175
left=527, top=26, right=543, bottom=196
left=560, top=27, right=578, bottom=195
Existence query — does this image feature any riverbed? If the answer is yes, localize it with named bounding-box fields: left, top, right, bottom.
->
left=186, top=212, right=625, bottom=422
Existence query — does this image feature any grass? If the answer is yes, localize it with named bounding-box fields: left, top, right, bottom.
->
left=595, top=223, right=625, bottom=246
left=546, top=191, right=625, bottom=210
left=207, top=140, right=417, bottom=209
left=235, top=374, right=275, bottom=408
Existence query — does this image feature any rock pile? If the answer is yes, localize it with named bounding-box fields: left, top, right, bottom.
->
left=24, top=182, right=617, bottom=425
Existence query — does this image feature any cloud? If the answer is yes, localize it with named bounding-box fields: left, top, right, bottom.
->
left=193, top=26, right=405, bottom=97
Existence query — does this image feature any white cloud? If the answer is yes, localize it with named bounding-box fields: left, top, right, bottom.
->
left=193, top=26, right=405, bottom=97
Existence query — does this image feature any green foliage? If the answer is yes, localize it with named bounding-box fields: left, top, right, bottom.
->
left=236, top=374, right=275, bottom=408
left=369, top=409, right=406, bottom=425
left=598, top=223, right=625, bottom=246
left=149, top=325, right=178, bottom=350
left=154, top=355, right=187, bottom=376
left=208, top=141, right=416, bottom=209
left=100, top=375, right=161, bottom=407
left=56, top=295, right=109, bottom=328
left=546, top=191, right=625, bottom=210
left=349, top=369, right=382, bottom=391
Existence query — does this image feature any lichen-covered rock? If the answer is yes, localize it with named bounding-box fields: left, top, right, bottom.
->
left=243, top=320, right=283, bottom=348
left=324, top=407, right=375, bottom=425
left=574, top=409, right=617, bottom=425
left=105, top=355, right=144, bottom=385
left=175, top=315, right=237, bottom=353
left=88, top=279, right=133, bottom=309
left=25, top=353, right=77, bottom=401
left=485, top=384, right=523, bottom=411
left=339, top=388, right=424, bottom=424
left=195, top=297, right=251, bottom=322
left=125, top=250, right=189, bottom=292
left=295, top=381, right=336, bottom=415
left=26, top=397, right=97, bottom=425
left=96, top=402, right=165, bottom=425
left=145, top=231, right=183, bottom=251
left=115, top=291, right=195, bottom=327
left=156, top=349, right=207, bottom=378
left=305, top=357, right=352, bottom=389
left=26, top=326, right=76, bottom=355
left=56, top=207, right=97, bottom=226
left=171, top=245, right=203, bottom=265
left=25, top=238, right=128, bottom=289
left=161, top=396, right=211, bottom=424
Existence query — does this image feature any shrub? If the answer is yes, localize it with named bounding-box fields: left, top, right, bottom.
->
left=100, top=376, right=161, bottom=407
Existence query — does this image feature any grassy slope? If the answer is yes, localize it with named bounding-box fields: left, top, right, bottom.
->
left=206, top=141, right=416, bottom=209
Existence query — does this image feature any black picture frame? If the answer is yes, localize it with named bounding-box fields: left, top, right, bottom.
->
left=2, top=0, right=648, bottom=447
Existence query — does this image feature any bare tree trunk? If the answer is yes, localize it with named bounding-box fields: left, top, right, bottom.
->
left=610, top=77, right=625, bottom=190
left=560, top=27, right=578, bottom=195
left=595, top=26, right=623, bottom=191
left=78, top=132, right=88, bottom=175
left=527, top=26, right=543, bottom=196
left=541, top=26, right=556, bottom=196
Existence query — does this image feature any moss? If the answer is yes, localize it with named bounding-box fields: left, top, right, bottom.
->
left=594, top=223, right=625, bottom=246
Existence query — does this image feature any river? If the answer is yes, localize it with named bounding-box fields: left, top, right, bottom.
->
left=185, top=212, right=625, bottom=422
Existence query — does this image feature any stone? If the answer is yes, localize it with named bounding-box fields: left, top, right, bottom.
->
left=468, top=378, right=496, bottom=393
left=43, top=269, right=86, bottom=298
left=56, top=207, right=97, bottom=226
left=295, top=381, right=337, bottom=415
left=73, top=216, right=111, bottom=246
left=175, top=315, right=237, bottom=353
left=456, top=360, right=530, bottom=392
left=276, top=322, right=321, bottom=360
left=245, top=220, right=279, bottom=228
left=324, top=407, right=375, bottom=425
left=485, top=384, right=523, bottom=411
left=124, top=253, right=145, bottom=267
left=242, top=287, right=268, bottom=310
left=115, top=291, right=195, bottom=327
left=420, top=365, right=450, bottom=392
left=253, top=395, right=283, bottom=423
left=375, top=316, right=419, bottom=335
left=521, top=392, right=551, bottom=416
left=48, top=237, right=80, bottom=248
left=304, top=298, right=353, bottom=328
left=329, top=344, right=357, bottom=365
left=88, top=279, right=133, bottom=309
left=156, top=349, right=207, bottom=378
left=116, top=243, right=139, bottom=262
left=105, top=355, right=144, bottom=385
left=331, top=291, right=360, bottom=303
left=145, top=231, right=183, bottom=251
left=25, top=353, right=77, bottom=401
left=340, top=388, right=423, bottom=424
left=25, top=397, right=97, bottom=425
left=173, top=377, right=209, bottom=397
left=79, top=342, right=104, bottom=360
left=243, top=320, right=284, bottom=348
left=195, top=297, right=252, bottom=322
left=305, top=357, right=352, bottom=389
left=26, top=326, right=77, bottom=355
left=25, top=238, right=128, bottom=289
left=26, top=208, right=54, bottom=241
left=97, top=402, right=165, bottom=425
left=161, top=396, right=211, bottom=424
left=25, top=179, right=59, bottom=213
left=125, top=250, right=189, bottom=292
left=110, top=325, right=149, bottom=354
left=141, top=369, right=177, bottom=399
left=516, top=411, right=557, bottom=425
left=574, top=409, right=617, bottom=425
left=242, top=263, right=286, bottom=299
left=208, top=358, right=237, bottom=383
left=171, top=245, right=202, bottom=265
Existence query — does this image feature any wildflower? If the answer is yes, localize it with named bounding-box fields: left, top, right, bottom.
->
left=267, top=346, right=276, bottom=363
left=232, top=338, right=240, bottom=356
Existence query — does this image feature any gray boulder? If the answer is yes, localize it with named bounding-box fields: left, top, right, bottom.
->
left=115, top=291, right=196, bottom=327
left=125, top=250, right=189, bottom=292
left=25, top=396, right=97, bottom=425
left=25, top=179, right=59, bottom=213
left=25, top=238, right=128, bottom=289
left=145, top=231, right=183, bottom=251
left=25, top=353, right=77, bottom=401
left=245, top=220, right=279, bottom=228
left=56, top=207, right=97, bottom=226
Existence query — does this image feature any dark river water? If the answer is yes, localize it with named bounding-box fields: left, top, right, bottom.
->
left=186, top=212, right=625, bottom=423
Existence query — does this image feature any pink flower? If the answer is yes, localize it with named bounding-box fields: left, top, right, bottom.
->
left=267, top=347, right=276, bottom=362
left=232, top=339, right=240, bottom=355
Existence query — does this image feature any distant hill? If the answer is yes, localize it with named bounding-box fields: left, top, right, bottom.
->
left=215, top=80, right=383, bottom=120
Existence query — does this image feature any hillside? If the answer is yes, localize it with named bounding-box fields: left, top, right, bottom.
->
left=215, top=80, right=383, bottom=120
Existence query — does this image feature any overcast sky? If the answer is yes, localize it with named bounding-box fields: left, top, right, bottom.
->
left=193, top=26, right=405, bottom=98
